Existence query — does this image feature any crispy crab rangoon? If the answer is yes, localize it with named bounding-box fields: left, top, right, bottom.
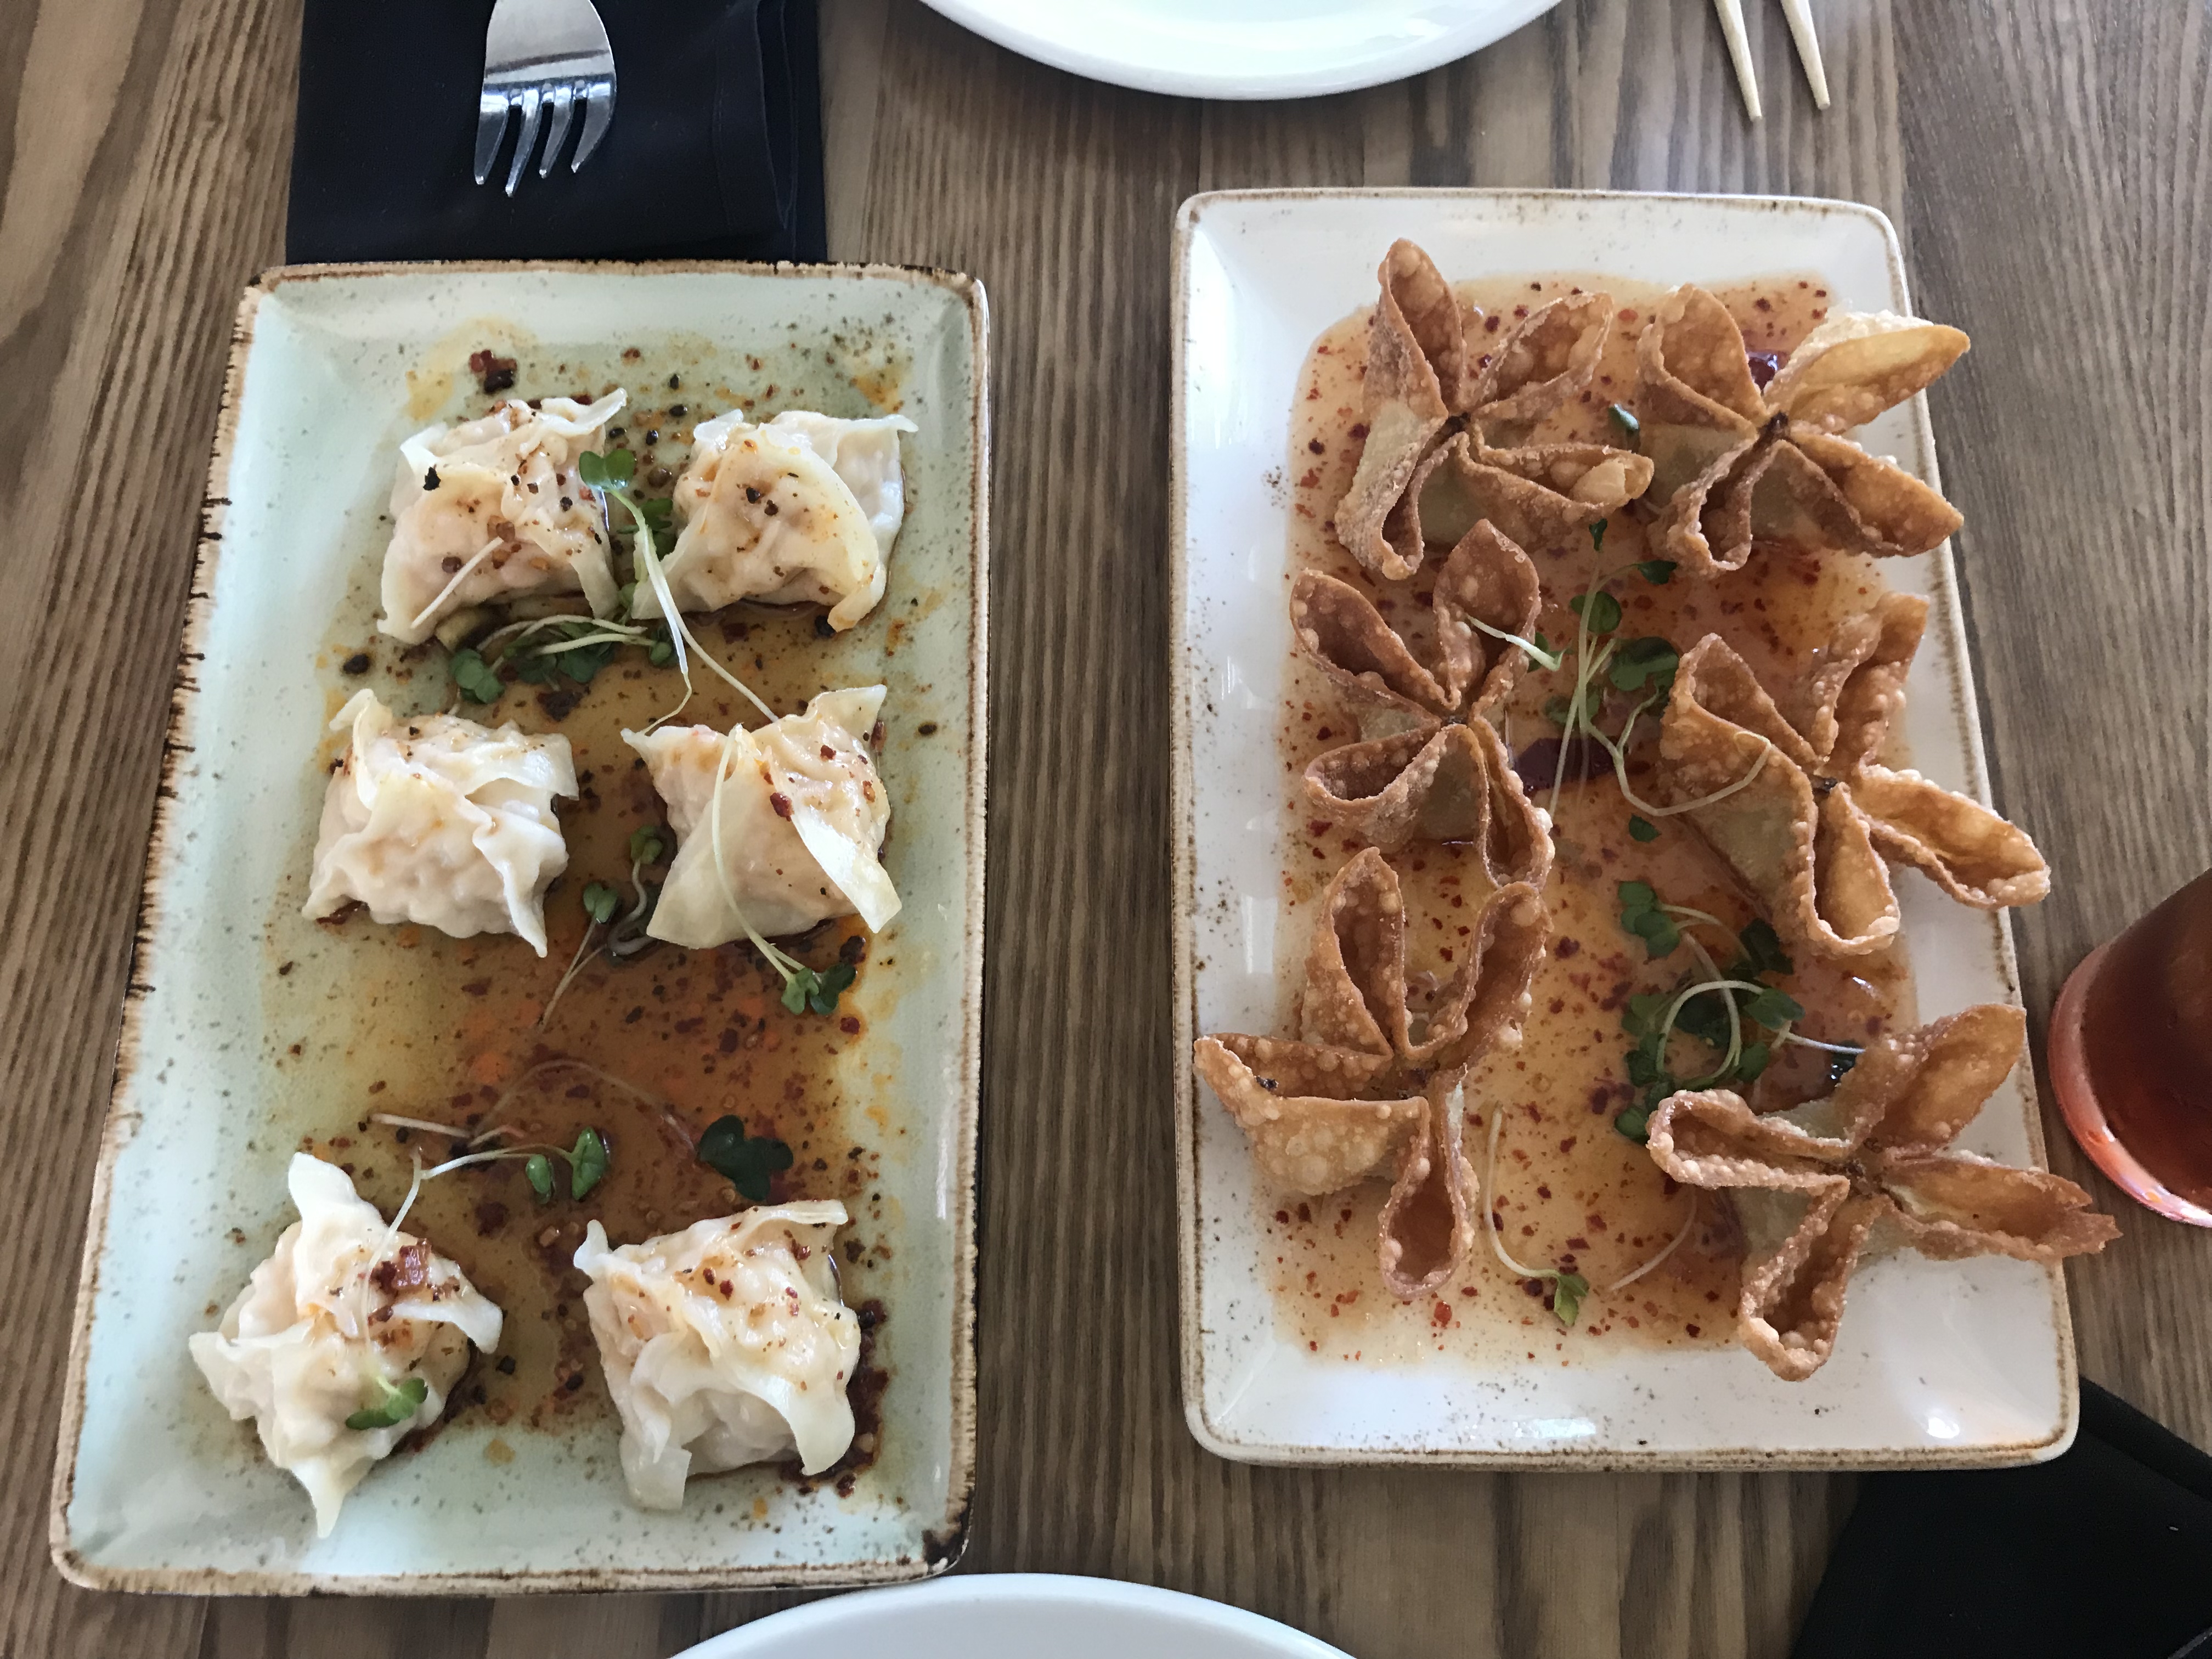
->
left=1657, top=591, right=2048, bottom=959
left=1645, top=1004, right=2116, bottom=1380
left=1334, top=239, right=1654, bottom=578
left=1635, top=285, right=1970, bottom=575
left=1193, top=849, right=1550, bottom=1300
left=1290, top=521, right=1554, bottom=882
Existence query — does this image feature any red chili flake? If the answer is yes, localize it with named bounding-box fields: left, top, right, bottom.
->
left=1307, top=438, right=1325, bottom=454
left=1348, top=422, right=1369, bottom=440
left=1554, top=937, right=1581, bottom=958
left=770, top=792, right=793, bottom=819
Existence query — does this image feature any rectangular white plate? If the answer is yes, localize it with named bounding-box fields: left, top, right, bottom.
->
left=1171, top=189, right=2076, bottom=1469
left=54, top=261, right=986, bottom=1590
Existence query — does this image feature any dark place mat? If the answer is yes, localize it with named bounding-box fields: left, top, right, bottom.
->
left=1795, top=1380, right=2212, bottom=1659
left=287, top=0, right=822, bottom=266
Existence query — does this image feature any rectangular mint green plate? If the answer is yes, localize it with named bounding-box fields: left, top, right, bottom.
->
left=53, top=262, right=987, bottom=1593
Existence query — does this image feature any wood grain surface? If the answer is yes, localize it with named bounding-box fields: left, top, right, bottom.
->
left=2, top=0, right=2205, bottom=1655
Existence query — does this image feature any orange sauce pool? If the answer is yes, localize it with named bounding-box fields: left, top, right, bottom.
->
left=260, top=337, right=916, bottom=1478
left=1266, top=273, right=1916, bottom=1365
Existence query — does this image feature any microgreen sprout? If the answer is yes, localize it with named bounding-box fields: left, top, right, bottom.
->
left=1480, top=1095, right=1589, bottom=1328
left=524, top=1152, right=554, bottom=1202
left=1470, top=618, right=1564, bottom=672
left=1610, top=893, right=1859, bottom=1142
left=345, top=1373, right=428, bottom=1432
left=541, top=832, right=672, bottom=1026
left=449, top=648, right=504, bottom=704
left=696, top=1114, right=795, bottom=1202
left=577, top=449, right=775, bottom=731
left=1606, top=403, right=1641, bottom=445
left=568, top=1128, right=609, bottom=1199
left=1628, top=814, right=1659, bottom=843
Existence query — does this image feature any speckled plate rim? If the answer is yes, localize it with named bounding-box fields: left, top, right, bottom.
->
left=49, top=258, right=988, bottom=1594
left=1167, top=187, right=2078, bottom=1470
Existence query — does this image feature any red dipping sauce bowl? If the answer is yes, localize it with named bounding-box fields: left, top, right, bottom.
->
left=2049, top=867, right=2212, bottom=1228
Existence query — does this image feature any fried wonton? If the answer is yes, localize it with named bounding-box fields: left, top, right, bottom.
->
left=1655, top=592, right=2048, bottom=957
left=1193, top=849, right=1550, bottom=1299
left=1291, top=524, right=1554, bottom=877
left=1334, top=240, right=1650, bottom=578
left=1635, top=285, right=1968, bottom=575
left=1644, top=1005, right=2116, bottom=1380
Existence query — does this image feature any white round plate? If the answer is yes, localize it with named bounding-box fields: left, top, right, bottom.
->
left=915, top=0, right=1564, bottom=100
left=675, top=1574, right=1351, bottom=1658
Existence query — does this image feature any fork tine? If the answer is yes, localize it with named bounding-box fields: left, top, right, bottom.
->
left=572, top=78, right=614, bottom=172
left=473, top=91, right=512, bottom=186
left=504, top=86, right=545, bottom=196
left=538, top=83, right=578, bottom=178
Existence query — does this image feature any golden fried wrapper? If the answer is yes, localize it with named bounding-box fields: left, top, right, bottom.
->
left=1302, top=719, right=1553, bottom=882
left=1657, top=627, right=2047, bottom=960
left=1848, top=765, right=2054, bottom=910
left=1646, top=1005, right=2117, bottom=1380
left=1334, top=242, right=1638, bottom=574
left=1334, top=241, right=1470, bottom=580
left=1762, top=312, right=1972, bottom=435
left=1635, top=285, right=1968, bottom=574
left=1290, top=522, right=1542, bottom=738
left=1193, top=1037, right=1422, bottom=1194
left=1465, top=290, right=1612, bottom=444
left=1193, top=850, right=1551, bottom=1299
left=1795, top=591, right=1927, bottom=776
left=1378, top=1079, right=1479, bottom=1301
left=1406, top=432, right=1656, bottom=558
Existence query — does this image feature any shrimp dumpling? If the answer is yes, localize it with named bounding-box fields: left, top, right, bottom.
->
left=379, top=390, right=625, bottom=644
left=639, top=409, right=916, bottom=632
left=623, top=685, right=898, bottom=946
left=189, top=1155, right=504, bottom=1536
left=303, top=689, right=577, bottom=955
left=573, top=1203, right=861, bottom=1510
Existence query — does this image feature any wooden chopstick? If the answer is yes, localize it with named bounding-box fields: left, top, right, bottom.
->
left=1713, top=0, right=1762, bottom=121
left=1779, top=0, right=1832, bottom=109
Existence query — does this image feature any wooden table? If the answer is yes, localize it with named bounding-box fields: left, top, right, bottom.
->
left=4, top=1, right=2207, bottom=1654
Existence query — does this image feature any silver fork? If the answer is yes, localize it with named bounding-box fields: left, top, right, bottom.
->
left=472, top=0, right=617, bottom=195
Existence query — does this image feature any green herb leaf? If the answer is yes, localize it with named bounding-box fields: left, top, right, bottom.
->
left=1588, top=520, right=1607, bottom=554
left=1735, top=1041, right=1773, bottom=1085
left=1628, top=814, right=1659, bottom=842
left=1742, top=987, right=1806, bottom=1030
left=1674, top=988, right=1733, bottom=1046
left=344, top=1374, right=428, bottom=1432
left=807, top=962, right=858, bottom=1017
left=1613, top=1103, right=1653, bottom=1143
left=568, top=1128, right=609, bottom=1200
left=1606, top=403, right=1641, bottom=445
left=524, top=1152, right=554, bottom=1203
left=1608, top=636, right=1680, bottom=695
left=582, top=881, right=620, bottom=925
left=1550, top=1269, right=1590, bottom=1327
left=449, top=648, right=503, bottom=704
left=780, top=973, right=810, bottom=1015
left=1543, top=694, right=1576, bottom=728
left=696, top=1114, right=795, bottom=1203
left=628, top=825, right=667, bottom=867
left=1568, top=590, right=1623, bottom=635
left=647, top=638, right=675, bottom=667
left=1633, top=558, right=1677, bottom=585
left=577, top=449, right=634, bottom=490
left=1734, top=919, right=1795, bottom=979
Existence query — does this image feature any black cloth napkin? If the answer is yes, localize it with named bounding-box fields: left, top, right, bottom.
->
left=287, top=0, right=822, bottom=266
left=1795, top=1381, right=2212, bottom=1659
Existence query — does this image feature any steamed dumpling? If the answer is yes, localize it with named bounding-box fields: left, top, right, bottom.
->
left=303, top=689, right=577, bottom=954
left=189, top=1154, right=504, bottom=1536
left=379, top=391, right=626, bottom=644
left=638, top=409, right=915, bottom=631
left=623, top=686, right=898, bottom=946
left=573, top=1203, right=860, bottom=1509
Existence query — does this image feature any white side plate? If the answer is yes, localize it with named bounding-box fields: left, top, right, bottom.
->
left=916, top=0, right=1561, bottom=100
left=676, top=1574, right=1349, bottom=1658
left=54, top=262, right=986, bottom=1590
left=1170, top=189, right=2076, bottom=1468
